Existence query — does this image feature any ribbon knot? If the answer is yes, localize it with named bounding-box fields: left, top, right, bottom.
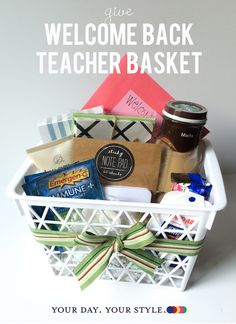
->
left=113, top=235, right=124, bottom=252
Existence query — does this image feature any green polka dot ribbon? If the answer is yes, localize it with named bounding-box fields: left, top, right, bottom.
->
left=31, top=222, right=204, bottom=290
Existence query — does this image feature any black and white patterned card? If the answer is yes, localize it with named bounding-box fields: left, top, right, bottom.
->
left=73, top=113, right=115, bottom=140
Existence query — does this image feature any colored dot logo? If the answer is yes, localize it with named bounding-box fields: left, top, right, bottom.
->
left=166, top=306, right=187, bottom=314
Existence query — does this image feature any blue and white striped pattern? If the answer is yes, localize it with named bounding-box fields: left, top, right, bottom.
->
left=38, top=106, right=104, bottom=144
left=38, top=113, right=72, bottom=143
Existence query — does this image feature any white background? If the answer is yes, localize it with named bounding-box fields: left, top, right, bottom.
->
left=1, top=0, right=236, bottom=323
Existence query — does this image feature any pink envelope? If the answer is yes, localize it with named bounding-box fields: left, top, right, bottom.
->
left=82, top=55, right=209, bottom=137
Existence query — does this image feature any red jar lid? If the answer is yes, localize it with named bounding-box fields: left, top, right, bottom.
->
left=163, top=100, right=207, bottom=125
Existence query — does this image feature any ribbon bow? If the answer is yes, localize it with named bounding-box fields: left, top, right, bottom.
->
left=31, top=223, right=203, bottom=290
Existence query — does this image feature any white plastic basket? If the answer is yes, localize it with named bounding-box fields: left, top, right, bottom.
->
left=7, top=140, right=226, bottom=291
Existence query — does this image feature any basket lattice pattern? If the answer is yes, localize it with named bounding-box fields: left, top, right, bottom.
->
left=26, top=204, right=201, bottom=289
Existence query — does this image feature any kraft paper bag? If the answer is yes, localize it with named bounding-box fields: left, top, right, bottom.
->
left=72, top=137, right=162, bottom=191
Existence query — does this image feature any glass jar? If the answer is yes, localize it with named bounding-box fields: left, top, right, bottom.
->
left=159, top=100, right=207, bottom=152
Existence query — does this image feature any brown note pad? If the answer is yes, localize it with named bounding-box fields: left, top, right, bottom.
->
left=73, top=138, right=162, bottom=191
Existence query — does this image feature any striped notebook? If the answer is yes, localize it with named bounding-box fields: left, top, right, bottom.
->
left=37, top=106, right=104, bottom=143
left=38, top=113, right=73, bottom=143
